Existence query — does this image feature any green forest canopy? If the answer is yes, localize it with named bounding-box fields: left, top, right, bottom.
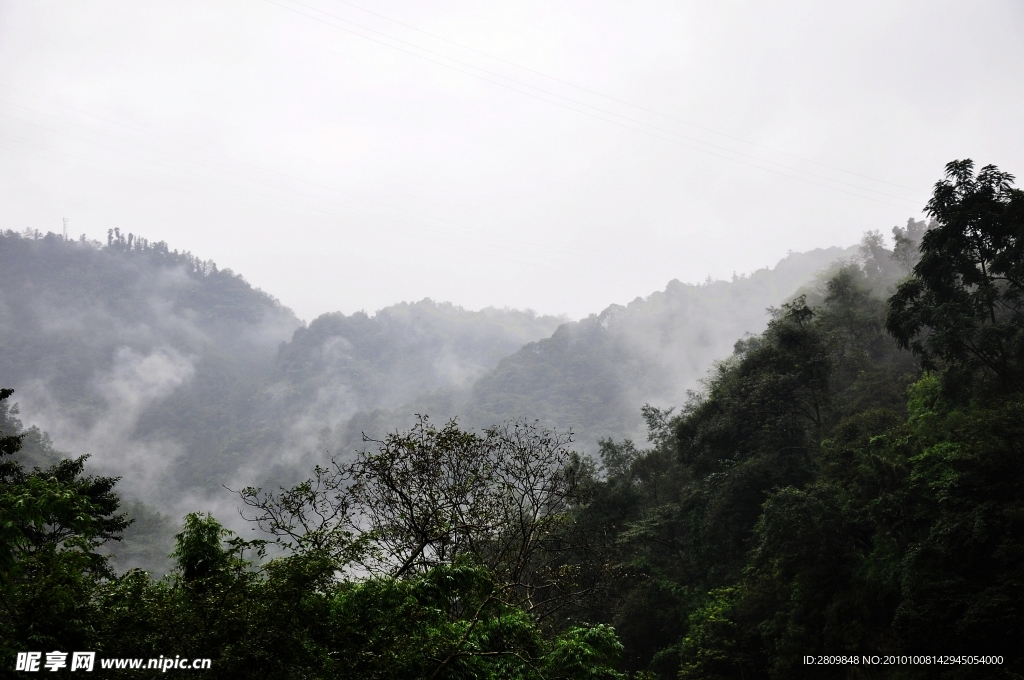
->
left=2, top=160, right=1023, bottom=678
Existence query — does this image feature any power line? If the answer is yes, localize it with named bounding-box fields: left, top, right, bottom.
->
left=0, top=5, right=926, bottom=213
left=265, top=0, right=925, bottom=209
left=329, top=0, right=923, bottom=194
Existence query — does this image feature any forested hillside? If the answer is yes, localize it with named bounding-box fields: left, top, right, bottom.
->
left=564, top=161, right=1024, bottom=677
left=332, top=245, right=859, bottom=456
left=249, top=301, right=566, bottom=484
left=0, top=232, right=559, bottom=514
left=463, top=245, right=858, bottom=443
left=0, top=229, right=300, bottom=498
left=2, top=160, right=1022, bottom=677
left=0, top=222, right=847, bottom=535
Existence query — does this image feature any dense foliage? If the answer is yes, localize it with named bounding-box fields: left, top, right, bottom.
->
left=0, top=225, right=843, bottom=550
left=1, top=395, right=624, bottom=678
left=564, top=160, right=1024, bottom=678
left=3, top=160, right=1022, bottom=677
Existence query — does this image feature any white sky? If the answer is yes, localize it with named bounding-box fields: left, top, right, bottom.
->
left=1, top=0, right=1022, bottom=321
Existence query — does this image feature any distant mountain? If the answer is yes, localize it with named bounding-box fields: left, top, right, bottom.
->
left=332, top=246, right=857, bottom=454
left=1, top=227, right=863, bottom=556
left=0, top=230, right=564, bottom=510
left=0, top=230, right=299, bottom=490
left=468, top=246, right=858, bottom=440
left=239, top=301, right=567, bottom=494
left=261, top=302, right=564, bottom=428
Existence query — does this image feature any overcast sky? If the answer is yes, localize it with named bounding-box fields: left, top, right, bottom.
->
left=1, top=1, right=1022, bottom=321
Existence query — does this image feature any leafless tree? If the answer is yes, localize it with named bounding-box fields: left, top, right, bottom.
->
left=237, top=416, right=594, bottom=617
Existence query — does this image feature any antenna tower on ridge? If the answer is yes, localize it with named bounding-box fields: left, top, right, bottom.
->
left=63, top=217, right=68, bottom=240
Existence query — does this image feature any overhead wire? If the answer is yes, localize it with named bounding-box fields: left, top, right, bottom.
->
left=265, top=0, right=925, bottom=209
left=0, top=0, right=928, bottom=269
left=0, top=3, right=928, bottom=221
left=330, top=0, right=924, bottom=195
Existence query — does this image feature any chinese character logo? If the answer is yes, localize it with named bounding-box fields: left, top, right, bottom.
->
left=15, top=652, right=41, bottom=672
left=15, top=651, right=95, bottom=672
left=71, top=652, right=95, bottom=672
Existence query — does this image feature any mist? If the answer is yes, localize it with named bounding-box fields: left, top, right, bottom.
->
left=0, top=0, right=1020, bottom=580
left=2, top=1, right=1022, bottom=322
left=2, top=229, right=861, bottom=525
left=4, top=5, right=1024, bottom=672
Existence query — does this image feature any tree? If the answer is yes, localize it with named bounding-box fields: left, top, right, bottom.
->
left=240, top=417, right=591, bottom=618
left=892, top=376, right=1024, bottom=673
left=0, top=387, right=129, bottom=657
left=886, top=159, right=1024, bottom=398
left=574, top=251, right=921, bottom=676
left=170, top=512, right=235, bottom=582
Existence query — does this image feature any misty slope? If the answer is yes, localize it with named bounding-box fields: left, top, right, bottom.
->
left=470, top=247, right=857, bottom=438
left=0, top=230, right=300, bottom=467
left=1, top=226, right=862, bottom=535
left=1, top=228, right=864, bottom=570
left=337, top=246, right=857, bottom=454
left=0, top=230, right=564, bottom=507
left=232, top=302, right=567, bottom=494
left=258, top=303, right=564, bottom=434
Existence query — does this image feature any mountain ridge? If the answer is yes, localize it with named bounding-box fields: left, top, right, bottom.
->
left=1, top=228, right=858, bottom=528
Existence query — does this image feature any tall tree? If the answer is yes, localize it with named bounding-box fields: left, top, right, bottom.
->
left=0, top=388, right=129, bottom=657
left=887, top=159, right=1024, bottom=398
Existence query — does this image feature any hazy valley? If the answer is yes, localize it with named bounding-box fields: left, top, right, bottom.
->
left=2, top=227, right=856, bottom=563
